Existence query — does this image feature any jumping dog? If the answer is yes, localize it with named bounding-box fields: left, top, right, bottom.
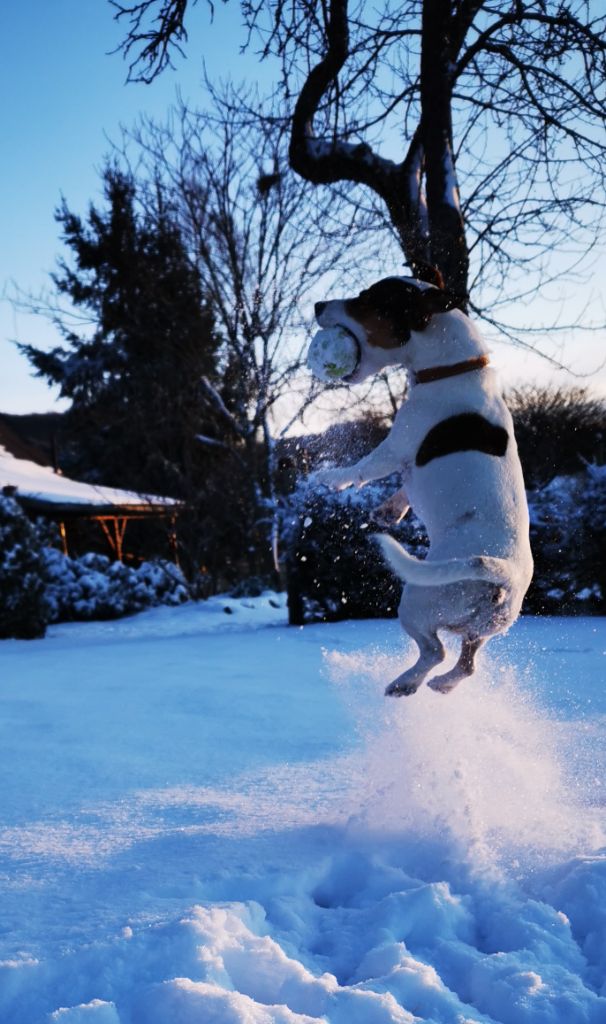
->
left=311, top=274, right=533, bottom=696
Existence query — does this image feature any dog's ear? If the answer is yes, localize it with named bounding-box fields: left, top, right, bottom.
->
left=410, top=261, right=445, bottom=290
left=350, top=276, right=463, bottom=348
left=355, top=280, right=417, bottom=344
left=410, top=286, right=462, bottom=331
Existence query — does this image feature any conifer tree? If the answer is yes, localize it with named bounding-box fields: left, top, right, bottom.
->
left=19, top=165, right=221, bottom=499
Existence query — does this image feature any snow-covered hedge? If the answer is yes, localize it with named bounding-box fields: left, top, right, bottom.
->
left=0, top=493, right=49, bottom=639
left=525, top=463, right=606, bottom=614
left=0, top=495, right=190, bottom=639
left=282, top=462, right=606, bottom=623
left=42, top=549, right=189, bottom=623
left=281, top=475, right=428, bottom=624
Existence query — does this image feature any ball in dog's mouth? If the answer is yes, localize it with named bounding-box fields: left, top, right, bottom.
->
left=306, top=326, right=360, bottom=383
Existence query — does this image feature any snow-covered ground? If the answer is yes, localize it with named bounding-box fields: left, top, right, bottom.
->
left=1, top=597, right=605, bottom=1023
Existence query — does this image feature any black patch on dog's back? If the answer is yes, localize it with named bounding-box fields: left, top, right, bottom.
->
left=415, top=413, right=509, bottom=467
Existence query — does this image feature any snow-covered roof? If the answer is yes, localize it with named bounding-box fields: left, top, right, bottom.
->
left=0, top=446, right=181, bottom=516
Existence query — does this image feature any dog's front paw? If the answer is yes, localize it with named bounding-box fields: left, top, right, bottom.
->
left=310, top=467, right=355, bottom=491
left=371, top=499, right=410, bottom=528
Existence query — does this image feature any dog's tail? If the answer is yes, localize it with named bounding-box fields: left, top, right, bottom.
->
left=375, top=533, right=510, bottom=587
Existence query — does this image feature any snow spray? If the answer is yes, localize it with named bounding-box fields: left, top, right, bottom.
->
left=323, top=644, right=605, bottom=880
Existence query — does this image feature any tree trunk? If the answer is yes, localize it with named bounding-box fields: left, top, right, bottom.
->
left=287, top=0, right=470, bottom=302
left=420, top=0, right=469, bottom=302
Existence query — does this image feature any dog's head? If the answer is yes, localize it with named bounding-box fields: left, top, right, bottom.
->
left=310, top=270, right=461, bottom=384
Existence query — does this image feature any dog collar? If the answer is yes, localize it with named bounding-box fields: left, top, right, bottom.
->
left=414, top=355, right=490, bottom=385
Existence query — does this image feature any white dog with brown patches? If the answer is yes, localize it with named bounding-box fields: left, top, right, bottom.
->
left=308, top=273, right=533, bottom=696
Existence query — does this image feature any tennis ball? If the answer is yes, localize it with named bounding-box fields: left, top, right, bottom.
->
left=306, top=326, right=359, bottom=382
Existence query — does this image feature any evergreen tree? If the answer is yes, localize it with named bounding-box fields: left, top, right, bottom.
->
left=19, top=166, right=221, bottom=500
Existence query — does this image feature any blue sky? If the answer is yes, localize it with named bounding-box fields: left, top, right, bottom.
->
left=1, top=0, right=604, bottom=416
left=0, top=0, right=261, bottom=414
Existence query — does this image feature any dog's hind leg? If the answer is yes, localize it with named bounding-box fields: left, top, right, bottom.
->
left=385, top=627, right=446, bottom=697
left=428, top=636, right=486, bottom=695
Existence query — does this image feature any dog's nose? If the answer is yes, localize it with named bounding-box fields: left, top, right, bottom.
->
left=314, top=301, right=327, bottom=318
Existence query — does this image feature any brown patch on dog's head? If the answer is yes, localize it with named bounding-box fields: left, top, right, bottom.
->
left=409, top=261, right=445, bottom=290
left=344, top=277, right=459, bottom=350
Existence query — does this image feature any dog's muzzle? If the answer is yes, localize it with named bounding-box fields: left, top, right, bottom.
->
left=306, top=325, right=361, bottom=383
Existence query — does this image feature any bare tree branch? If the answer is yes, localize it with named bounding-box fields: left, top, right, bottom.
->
left=111, top=0, right=606, bottom=355
left=110, top=0, right=206, bottom=82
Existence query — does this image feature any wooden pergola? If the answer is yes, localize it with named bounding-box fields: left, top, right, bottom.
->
left=1, top=441, right=184, bottom=565
left=12, top=492, right=183, bottom=565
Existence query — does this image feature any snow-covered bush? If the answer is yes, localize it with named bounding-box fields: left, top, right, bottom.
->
left=42, top=548, right=190, bottom=622
left=526, top=463, right=606, bottom=614
left=281, top=476, right=428, bottom=624
left=0, top=493, right=50, bottom=639
left=0, top=494, right=191, bottom=634
left=507, top=385, right=605, bottom=487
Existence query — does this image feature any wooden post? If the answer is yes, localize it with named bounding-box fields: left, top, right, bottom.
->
left=98, top=516, right=128, bottom=562
left=116, top=518, right=128, bottom=562
left=168, top=513, right=180, bottom=567
left=58, top=521, right=69, bottom=557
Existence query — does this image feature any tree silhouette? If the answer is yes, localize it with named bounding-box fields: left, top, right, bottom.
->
left=112, top=0, right=606, bottom=317
left=18, top=165, right=221, bottom=499
left=126, top=86, right=374, bottom=574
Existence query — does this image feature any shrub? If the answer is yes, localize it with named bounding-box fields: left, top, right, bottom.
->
left=507, top=385, right=605, bottom=487
left=525, top=463, right=606, bottom=614
left=0, top=494, right=50, bottom=639
left=281, top=476, right=428, bottom=624
left=42, top=549, right=190, bottom=622
left=0, top=492, right=192, bottom=638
